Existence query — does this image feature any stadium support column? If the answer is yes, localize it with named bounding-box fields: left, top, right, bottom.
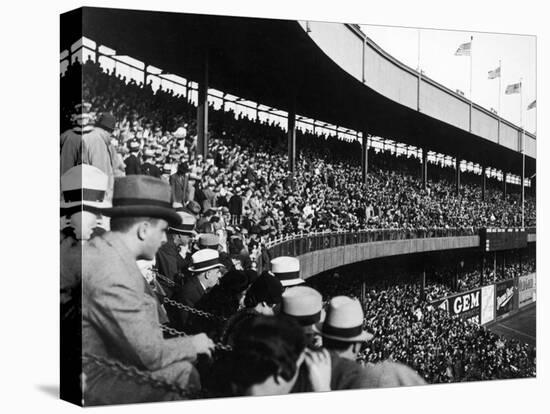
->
left=421, top=268, right=426, bottom=300
left=481, top=166, right=486, bottom=201
left=455, top=156, right=461, bottom=195
left=361, top=131, right=369, bottom=184
left=493, top=252, right=497, bottom=282
left=287, top=102, right=296, bottom=174
left=422, top=148, right=428, bottom=189
left=197, top=51, right=209, bottom=159
left=502, top=172, right=507, bottom=199
left=480, top=254, right=485, bottom=286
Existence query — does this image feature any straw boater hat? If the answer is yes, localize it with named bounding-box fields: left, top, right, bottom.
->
left=312, top=296, right=373, bottom=342
left=270, top=256, right=304, bottom=287
left=101, top=175, right=181, bottom=226
left=188, top=249, right=224, bottom=273
left=281, top=286, right=323, bottom=326
left=60, top=164, right=111, bottom=216
left=169, top=211, right=197, bottom=236
left=197, top=233, right=220, bottom=250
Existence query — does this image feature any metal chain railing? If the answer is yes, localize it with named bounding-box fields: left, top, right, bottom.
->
left=82, top=353, right=208, bottom=399
left=162, top=297, right=228, bottom=322
left=159, top=324, right=233, bottom=352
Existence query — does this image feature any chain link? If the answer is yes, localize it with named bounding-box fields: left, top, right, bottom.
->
left=82, top=353, right=207, bottom=399
left=152, top=269, right=177, bottom=288
left=162, top=297, right=228, bottom=321
left=160, top=324, right=188, bottom=337
left=159, top=324, right=233, bottom=352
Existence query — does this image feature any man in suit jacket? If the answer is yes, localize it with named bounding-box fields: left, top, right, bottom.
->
left=172, top=249, right=224, bottom=331
left=82, top=175, right=215, bottom=406
left=124, top=139, right=141, bottom=175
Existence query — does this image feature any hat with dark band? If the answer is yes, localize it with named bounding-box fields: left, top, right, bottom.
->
left=281, top=286, right=323, bottom=326
left=188, top=249, right=224, bottom=273
left=169, top=211, right=197, bottom=236
left=101, top=175, right=181, bottom=226
left=61, top=164, right=111, bottom=216
left=197, top=233, right=220, bottom=249
left=270, top=256, right=303, bottom=287
left=312, top=296, right=373, bottom=342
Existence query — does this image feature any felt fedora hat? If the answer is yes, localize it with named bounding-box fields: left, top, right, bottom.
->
left=281, top=286, right=323, bottom=326
left=61, top=164, right=111, bottom=216
left=101, top=175, right=181, bottom=226
left=312, top=296, right=373, bottom=342
left=169, top=211, right=197, bottom=236
left=97, top=112, right=116, bottom=132
left=197, top=233, right=220, bottom=249
left=270, top=256, right=304, bottom=287
left=188, top=248, right=224, bottom=273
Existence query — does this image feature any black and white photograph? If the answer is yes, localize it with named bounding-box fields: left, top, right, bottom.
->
left=56, top=4, right=540, bottom=407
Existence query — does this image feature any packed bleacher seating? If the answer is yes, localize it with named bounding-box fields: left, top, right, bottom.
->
left=60, top=57, right=537, bottom=405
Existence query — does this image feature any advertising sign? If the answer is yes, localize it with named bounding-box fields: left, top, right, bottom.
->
left=480, top=285, right=495, bottom=325
left=433, top=288, right=481, bottom=325
left=518, top=273, right=536, bottom=308
left=496, top=279, right=515, bottom=317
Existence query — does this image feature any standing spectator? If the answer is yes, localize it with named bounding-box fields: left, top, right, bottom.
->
left=229, top=187, right=243, bottom=226
left=141, top=148, right=162, bottom=178
left=124, top=139, right=141, bottom=175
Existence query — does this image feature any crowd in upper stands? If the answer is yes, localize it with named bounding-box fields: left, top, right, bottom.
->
left=60, top=57, right=536, bottom=405
left=63, top=58, right=535, bottom=239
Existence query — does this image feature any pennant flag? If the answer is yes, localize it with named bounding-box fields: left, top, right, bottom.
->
left=455, top=42, right=471, bottom=56
left=527, top=100, right=537, bottom=110
left=488, top=66, right=501, bottom=79
left=505, top=83, right=521, bottom=94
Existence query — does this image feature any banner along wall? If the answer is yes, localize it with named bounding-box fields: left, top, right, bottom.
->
left=433, top=288, right=481, bottom=325
left=518, top=273, right=536, bottom=308
left=495, top=279, right=516, bottom=318
left=480, top=285, right=495, bottom=325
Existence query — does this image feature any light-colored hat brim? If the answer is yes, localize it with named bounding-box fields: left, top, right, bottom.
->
left=60, top=200, right=111, bottom=209
left=312, top=323, right=373, bottom=342
left=188, top=262, right=224, bottom=273
left=280, top=278, right=305, bottom=287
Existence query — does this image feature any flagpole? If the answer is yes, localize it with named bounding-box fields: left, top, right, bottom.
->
left=469, top=36, right=473, bottom=132
left=520, top=77, right=525, bottom=228
left=498, top=60, right=502, bottom=143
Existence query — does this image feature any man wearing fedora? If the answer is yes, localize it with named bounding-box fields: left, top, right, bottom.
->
left=82, top=175, right=215, bottom=405
left=270, top=256, right=305, bottom=288
left=124, top=139, right=142, bottom=175
left=141, top=148, right=162, bottom=178
left=156, top=210, right=197, bottom=298
left=171, top=248, right=225, bottom=331
left=297, top=296, right=425, bottom=391
left=60, top=164, right=111, bottom=403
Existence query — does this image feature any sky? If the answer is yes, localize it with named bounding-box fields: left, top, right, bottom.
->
left=360, top=24, right=537, bottom=134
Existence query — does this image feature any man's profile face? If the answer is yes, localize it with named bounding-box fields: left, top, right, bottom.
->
left=142, top=219, right=168, bottom=260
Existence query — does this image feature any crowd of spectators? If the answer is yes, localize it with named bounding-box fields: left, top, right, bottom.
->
left=63, top=58, right=535, bottom=243
left=307, top=257, right=536, bottom=383
left=61, top=57, right=537, bottom=403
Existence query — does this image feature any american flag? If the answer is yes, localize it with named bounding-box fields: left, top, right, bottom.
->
left=488, top=66, right=501, bottom=79
left=454, top=42, right=471, bottom=56
left=505, top=83, right=521, bottom=95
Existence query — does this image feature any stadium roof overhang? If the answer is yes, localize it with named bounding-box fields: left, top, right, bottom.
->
left=64, top=7, right=535, bottom=177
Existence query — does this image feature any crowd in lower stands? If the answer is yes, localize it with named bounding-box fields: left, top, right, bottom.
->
left=60, top=58, right=536, bottom=405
